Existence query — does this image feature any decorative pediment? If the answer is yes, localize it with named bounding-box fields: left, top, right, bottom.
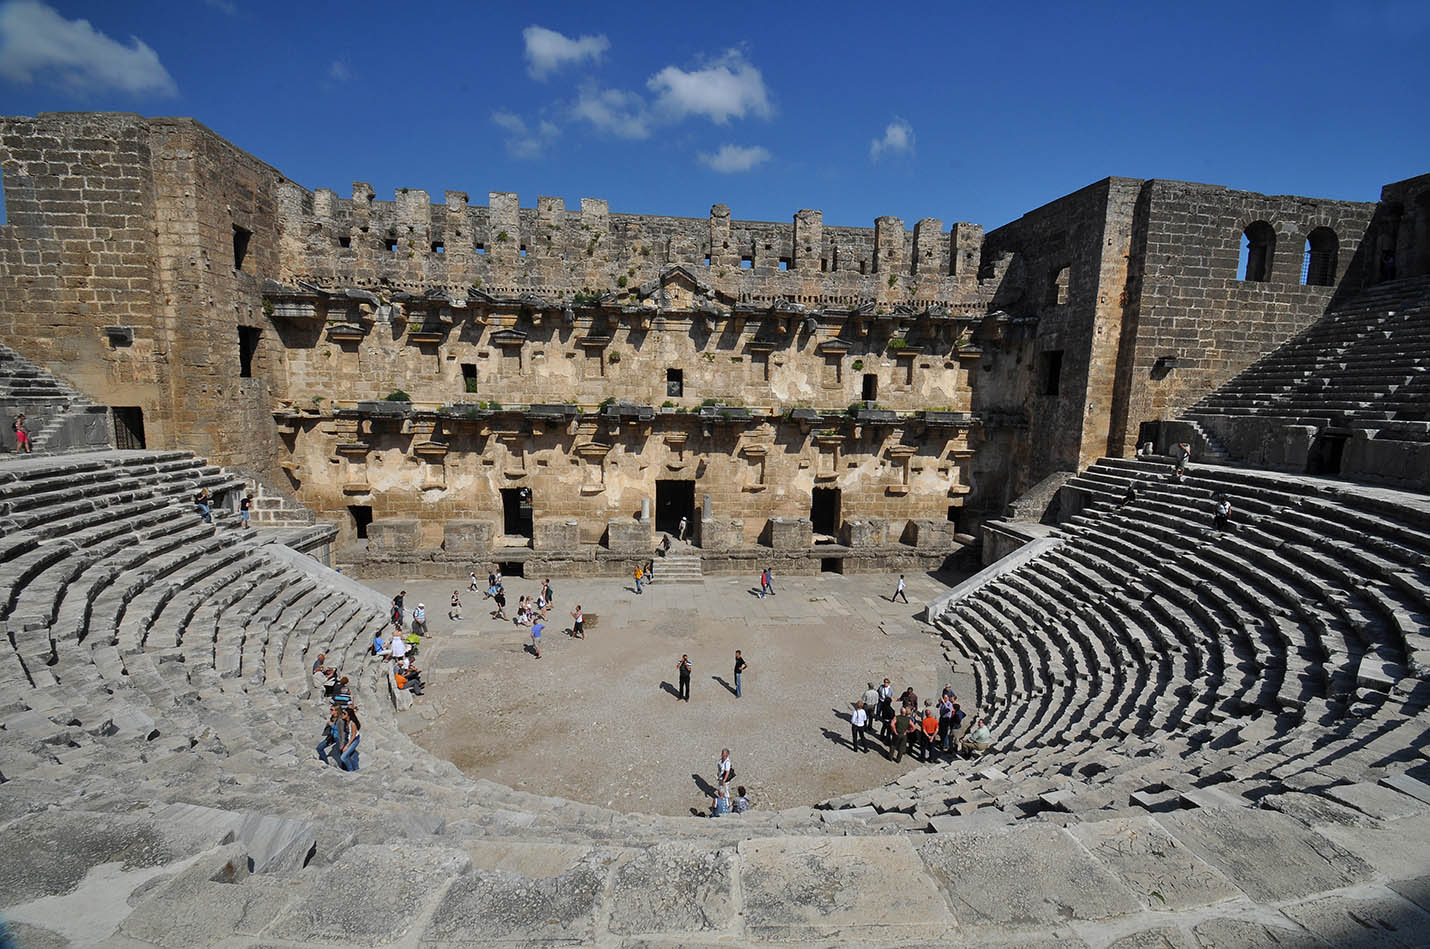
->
left=816, top=339, right=852, bottom=355
left=489, top=329, right=528, bottom=347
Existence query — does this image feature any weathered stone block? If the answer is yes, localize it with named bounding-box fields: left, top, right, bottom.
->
left=905, top=518, right=955, bottom=549
left=768, top=516, right=813, bottom=550
left=698, top=517, right=743, bottom=550
left=367, top=517, right=421, bottom=552
left=842, top=517, right=889, bottom=547
left=442, top=519, right=494, bottom=555
left=534, top=517, right=580, bottom=551
left=606, top=517, right=651, bottom=553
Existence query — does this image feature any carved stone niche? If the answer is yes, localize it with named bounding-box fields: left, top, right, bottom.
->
left=573, top=441, right=611, bottom=495
left=885, top=444, right=917, bottom=495
left=740, top=443, right=768, bottom=491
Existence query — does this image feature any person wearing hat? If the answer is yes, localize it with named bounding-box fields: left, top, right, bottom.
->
left=410, top=602, right=427, bottom=637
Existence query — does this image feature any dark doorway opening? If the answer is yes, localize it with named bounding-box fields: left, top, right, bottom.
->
left=947, top=506, right=960, bottom=531
left=348, top=504, right=372, bottom=540
left=233, top=225, right=251, bottom=271
left=1306, top=433, right=1348, bottom=476
left=666, top=368, right=683, bottom=398
left=501, top=487, right=533, bottom=539
left=461, top=363, right=477, bottom=392
left=655, top=479, right=695, bottom=537
left=238, top=325, right=260, bottom=378
left=811, top=487, right=840, bottom=540
left=499, top=561, right=525, bottom=578
left=1136, top=420, right=1163, bottom=454
left=112, top=406, right=146, bottom=450
left=821, top=557, right=843, bottom=574
left=862, top=373, right=878, bottom=402
left=1041, top=350, right=1063, bottom=396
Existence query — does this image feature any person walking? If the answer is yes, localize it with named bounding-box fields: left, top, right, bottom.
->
left=676, top=654, right=692, bottom=701
left=11, top=413, right=32, bottom=453
left=449, top=590, right=462, bottom=621
left=570, top=604, right=585, bottom=639
left=634, top=562, right=644, bottom=595
left=470, top=571, right=480, bottom=592
left=530, top=619, right=544, bottom=659
left=1213, top=495, right=1232, bottom=533
left=337, top=707, right=361, bottom=772
left=850, top=700, right=870, bottom=753
left=317, top=706, right=343, bottom=765
left=239, top=494, right=251, bottom=528
left=893, top=574, right=909, bottom=603
left=733, top=650, right=747, bottom=698
left=677, top=515, right=688, bottom=542
left=391, top=591, right=406, bottom=630
left=761, top=567, right=775, bottom=598
left=490, top=586, right=507, bottom=621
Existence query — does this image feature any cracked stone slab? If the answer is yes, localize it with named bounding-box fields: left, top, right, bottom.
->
left=0, top=809, right=233, bottom=909
left=117, top=844, right=303, bottom=948
left=1279, top=892, right=1430, bottom=948
left=1067, top=816, right=1240, bottom=911
left=420, top=850, right=613, bottom=946
left=917, top=824, right=1142, bottom=929
left=1105, top=926, right=1194, bottom=948
left=1259, top=791, right=1380, bottom=828
left=1188, top=916, right=1313, bottom=947
left=607, top=841, right=735, bottom=936
left=740, top=835, right=957, bottom=942
left=1312, top=815, right=1430, bottom=881
left=268, top=844, right=471, bottom=945
left=1155, top=807, right=1374, bottom=903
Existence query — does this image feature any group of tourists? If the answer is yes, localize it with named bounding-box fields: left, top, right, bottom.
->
left=849, top=679, right=992, bottom=761
left=312, top=653, right=362, bottom=771
left=707, top=747, right=752, bottom=816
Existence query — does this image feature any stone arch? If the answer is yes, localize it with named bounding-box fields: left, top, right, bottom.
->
left=1239, top=221, right=1277, bottom=282
left=1302, top=227, right=1339, bottom=286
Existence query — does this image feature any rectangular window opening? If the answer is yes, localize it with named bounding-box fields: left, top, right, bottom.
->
left=232, top=225, right=251, bottom=271
left=475, top=243, right=486, bottom=254
left=778, top=258, right=789, bottom=271
left=348, top=505, right=372, bottom=540
left=1041, top=350, right=1063, bottom=396
left=519, top=245, right=527, bottom=257
left=461, top=362, right=477, bottom=393
left=238, top=325, right=260, bottom=378
left=431, top=241, right=445, bottom=254
left=820, top=258, right=828, bottom=272
left=384, top=238, right=398, bottom=252
left=740, top=257, right=753, bottom=269
left=338, top=235, right=351, bottom=248
left=666, top=368, right=683, bottom=398
left=703, top=253, right=712, bottom=267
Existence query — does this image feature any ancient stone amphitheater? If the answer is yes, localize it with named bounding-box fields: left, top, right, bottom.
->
left=0, top=275, right=1427, bottom=946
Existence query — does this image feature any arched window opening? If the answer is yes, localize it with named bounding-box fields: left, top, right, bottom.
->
left=1302, top=228, right=1338, bottom=286
left=1240, top=222, right=1276, bottom=282
left=1046, top=265, right=1069, bottom=307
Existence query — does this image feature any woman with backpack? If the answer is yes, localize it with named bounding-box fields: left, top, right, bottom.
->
left=338, top=707, right=361, bottom=771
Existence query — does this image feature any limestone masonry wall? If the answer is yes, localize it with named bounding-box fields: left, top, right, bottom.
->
left=0, top=111, right=1407, bottom=571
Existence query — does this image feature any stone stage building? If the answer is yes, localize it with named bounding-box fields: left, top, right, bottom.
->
left=1, top=112, right=1424, bottom=576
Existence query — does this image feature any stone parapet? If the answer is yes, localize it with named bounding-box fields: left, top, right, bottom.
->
left=606, top=517, right=651, bottom=553
left=767, top=516, right=814, bottom=550
left=441, top=519, right=495, bottom=555
left=366, top=517, right=421, bottom=552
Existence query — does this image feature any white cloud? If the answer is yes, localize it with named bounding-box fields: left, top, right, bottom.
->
left=647, top=51, right=771, bottom=124
left=492, top=110, right=560, bottom=159
left=571, top=85, right=650, bottom=139
left=869, top=117, right=915, bottom=160
left=0, top=0, right=177, bottom=96
left=328, top=60, right=351, bottom=81
left=523, top=25, right=609, bottom=79
left=699, top=144, right=770, bottom=174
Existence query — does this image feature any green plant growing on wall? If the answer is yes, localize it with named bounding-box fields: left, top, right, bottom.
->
left=887, top=338, right=909, bottom=352
left=262, top=298, right=274, bottom=317
left=662, top=400, right=676, bottom=408
left=702, top=352, right=716, bottom=362
left=851, top=358, right=864, bottom=371
left=599, top=396, right=616, bottom=409
left=617, top=275, right=628, bottom=288
left=496, top=231, right=510, bottom=242
left=888, top=273, right=897, bottom=287
left=385, top=390, right=411, bottom=402
left=608, top=350, right=621, bottom=363
left=465, top=378, right=479, bottom=393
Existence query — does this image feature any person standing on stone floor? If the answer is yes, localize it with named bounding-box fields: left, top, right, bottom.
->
left=677, top=515, right=688, bottom=542
left=530, top=619, right=544, bottom=659
left=716, top=748, right=735, bottom=786
left=893, top=574, right=909, bottom=603
left=540, top=578, right=552, bottom=605
left=634, top=562, right=644, bottom=595
left=762, top=567, right=776, bottom=597
left=892, top=705, right=912, bottom=763
left=877, top=678, right=894, bottom=736
left=920, top=701, right=940, bottom=762
left=490, top=586, right=507, bottom=621
left=470, top=571, right=481, bottom=592
left=850, top=700, right=870, bottom=753
left=938, top=688, right=956, bottom=752
left=733, top=650, right=747, bottom=697
left=239, top=494, right=251, bottom=528
left=677, top=654, right=692, bottom=701
left=449, top=590, right=462, bottom=621
left=570, top=604, right=585, bottom=639
left=391, top=591, right=406, bottom=630
left=410, top=602, right=427, bottom=637
left=862, top=682, right=880, bottom=716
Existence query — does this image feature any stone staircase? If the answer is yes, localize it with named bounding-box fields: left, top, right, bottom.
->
left=3, top=447, right=1430, bottom=945
left=0, top=342, right=110, bottom=453
left=654, top=546, right=704, bottom=583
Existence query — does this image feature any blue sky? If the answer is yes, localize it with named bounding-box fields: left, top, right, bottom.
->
left=0, top=0, right=1426, bottom=229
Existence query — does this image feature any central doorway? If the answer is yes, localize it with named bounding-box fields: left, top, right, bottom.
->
left=810, top=487, right=840, bottom=540
left=655, top=479, right=695, bottom=537
left=501, top=487, right=533, bottom=540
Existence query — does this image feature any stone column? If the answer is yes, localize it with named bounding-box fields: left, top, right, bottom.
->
left=951, top=222, right=984, bottom=285
left=710, top=204, right=739, bottom=270
left=793, top=209, right=823, bottom=272
left=912, top=218, right=943, bottom=276
left=488, top=191, right=520, bottom=275
left=874, top=216, right=905, bottom=274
